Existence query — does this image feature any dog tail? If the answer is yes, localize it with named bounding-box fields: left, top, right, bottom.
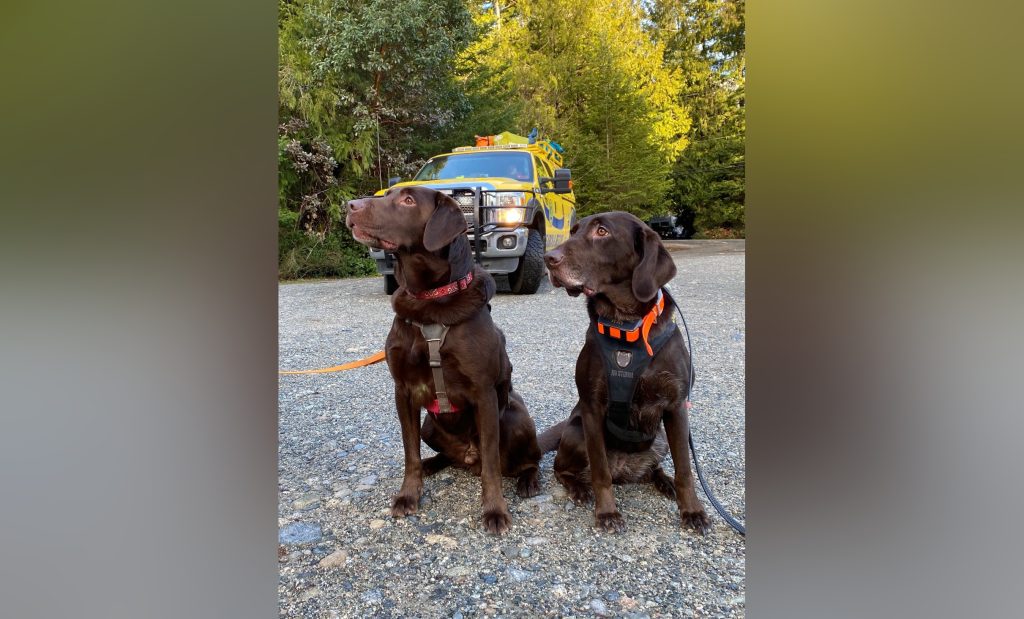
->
left=537, top=420, right=568, bottom=453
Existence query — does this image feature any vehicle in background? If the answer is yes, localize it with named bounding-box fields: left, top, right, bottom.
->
left=647, top=215, right=687, bottom=240
left=369, top=130, right=576, bottom=294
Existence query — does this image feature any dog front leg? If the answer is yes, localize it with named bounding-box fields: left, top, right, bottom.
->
left=579, top=403, right=625, bottom=532
left=391, top=384, right=423, bottom=517
left=663, top=405, right=710, bottom=533
left=475, top=390, right=511, bottom=534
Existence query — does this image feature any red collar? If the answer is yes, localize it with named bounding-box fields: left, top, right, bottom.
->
left=412, top=270, right=474, bottom=300
left=595, top=289, right=666, bottom=356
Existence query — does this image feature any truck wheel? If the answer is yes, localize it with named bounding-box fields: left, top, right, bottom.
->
left=384, top=274, right=398, bottom=295
left=509, top=229, right=545, bottom=295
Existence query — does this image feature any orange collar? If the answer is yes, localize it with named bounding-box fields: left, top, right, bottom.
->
left=595, top=290, right=666, bottom=356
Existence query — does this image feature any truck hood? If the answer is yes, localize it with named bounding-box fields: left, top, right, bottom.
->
left=374, top=177, right=534, bottom=196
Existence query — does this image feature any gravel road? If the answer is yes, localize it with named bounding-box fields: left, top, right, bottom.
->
left=278, top=240, right=745, bottom=618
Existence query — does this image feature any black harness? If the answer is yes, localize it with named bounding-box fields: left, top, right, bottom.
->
left=592, top=290, right=678, bottom=444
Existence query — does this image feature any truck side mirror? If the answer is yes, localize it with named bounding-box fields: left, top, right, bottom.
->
left=552, top=168, right=572, bottom=194
left=388, top=176, right=401, bottom=187
left=540, top=169, right=573, bottom=193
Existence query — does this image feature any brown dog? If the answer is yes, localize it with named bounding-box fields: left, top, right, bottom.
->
left=346, top=186, right=541, bottom=534
left=539, top=211, right=710, bottom=533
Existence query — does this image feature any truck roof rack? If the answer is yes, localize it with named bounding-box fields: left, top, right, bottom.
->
left=450, top=138, right=564, bottom=168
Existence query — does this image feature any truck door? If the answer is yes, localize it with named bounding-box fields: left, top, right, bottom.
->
left=535, top=157, right=569, bottom=250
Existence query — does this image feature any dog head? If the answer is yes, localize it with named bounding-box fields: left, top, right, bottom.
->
left=345, top=186, right=467, bottom=252
left=544, top=211, right=676, bottom=303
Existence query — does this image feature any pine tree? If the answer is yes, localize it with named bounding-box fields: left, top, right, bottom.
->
left=653, top=0, right=745, bottom=236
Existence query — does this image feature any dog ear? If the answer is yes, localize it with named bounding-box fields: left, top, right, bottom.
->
left=632, top=224, right=677, bottom=302
left=423, top=191, right=467, bottom=252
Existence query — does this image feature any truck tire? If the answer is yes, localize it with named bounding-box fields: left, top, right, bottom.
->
left=508, top=229, right=545, bottom=295
left=384, top=274, right=398, bottom=295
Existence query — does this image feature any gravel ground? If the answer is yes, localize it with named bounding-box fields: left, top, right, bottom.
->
left=278, top=240, right=745, bottom=618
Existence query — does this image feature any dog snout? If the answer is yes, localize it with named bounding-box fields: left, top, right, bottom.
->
left=346, top=198, right=368, bottom=214
left=544, top=248, right=564, bottom=269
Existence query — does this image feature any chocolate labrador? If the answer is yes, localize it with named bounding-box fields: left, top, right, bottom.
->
left=539, top=211, right=710, bottom=533
left=346, top=186, right=541, bottom=534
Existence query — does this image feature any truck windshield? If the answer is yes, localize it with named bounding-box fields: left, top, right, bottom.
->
left=414, top=152, right=534, bottom=182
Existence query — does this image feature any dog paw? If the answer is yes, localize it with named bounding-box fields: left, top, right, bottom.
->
left=482, top=508, right=512, bottom=535
left=595, top=510, right=626, bottom=533
left=681, top=509, right=711, bottom=534
left=516, top=472, right=541, bottom=498
left=390, top=493, right=419, bottom=517
left=421, top=455, right=449, bottom=477
left=566, top=483, right=593, bottom=505
left=652, top=474, right=677, bottom=500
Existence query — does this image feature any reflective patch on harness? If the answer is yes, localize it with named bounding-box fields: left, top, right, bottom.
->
left=426, top=399, right=459, bottom=415
left=615, top=350, right=632, bottom=368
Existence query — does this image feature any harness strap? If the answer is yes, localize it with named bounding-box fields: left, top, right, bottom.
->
left=593, top=289, right=678, bottom=445
left=411, top=321, right=453, bottom=414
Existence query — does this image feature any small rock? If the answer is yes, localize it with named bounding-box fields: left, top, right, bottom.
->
left=604, top=591, right=621, bottom=602
left=501, top=546, right=519, bottom=559
left=551, top=584, right=567, bottom=597
left=519, top=547, right=532, bottom=558
left=530, top=494, right=553, bottom=504
left=507, top=568, right=531, bottom=582
left=590, top=599, right=610, bottom=616
left=425, top=534, right=458, bottom=549
left=361, top=589, right=383, bottom=603
left=353, top=444, right=367, bottom=451
left=318, top=549, right=348, bottom=568
left=480, top=573, right=497, bottom=584
left=358, top=475, right=378, bottom=486
left=525, top=536, right=549, bottom=546
left=298, top=586, right=320, bottom=602
left=446, top=565, right=472, bottom=578
left=279, top=522, right=322, bottom=544
left=453, top=612, right=464, bottom=619
left=369, top=519, right=387, bottom=530
left=292, top=493, right=321, bottom=510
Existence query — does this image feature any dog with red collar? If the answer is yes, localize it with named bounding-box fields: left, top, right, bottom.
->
left=539, top=211, right=710, bottom=534
left=346, top=186, right=542, bottom=535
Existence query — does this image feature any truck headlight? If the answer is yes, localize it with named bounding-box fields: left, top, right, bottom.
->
left=482, top=192, right=528, bottom=226
left=492, top=207, right=526, bottom=225
left=483, top=192, right=528, bottom=208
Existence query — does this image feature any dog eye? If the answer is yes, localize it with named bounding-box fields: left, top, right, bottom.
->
left=595, top=225, right=608, bottom=237
left=401, top=195, right=415, bottom=206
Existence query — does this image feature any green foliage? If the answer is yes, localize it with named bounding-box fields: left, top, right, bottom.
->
left=654, top=0, right=746, bottom=235
left=465, top=0, right=690, bottom=219
left=278, top=210, right=376, bottom=279
left=278, top=0, right=479, bottom=276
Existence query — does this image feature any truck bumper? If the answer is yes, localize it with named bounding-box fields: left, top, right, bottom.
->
left=369, top=227, right=528, bottom=275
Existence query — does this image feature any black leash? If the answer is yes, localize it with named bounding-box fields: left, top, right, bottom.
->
left=667, top=289, right=746, bottom=536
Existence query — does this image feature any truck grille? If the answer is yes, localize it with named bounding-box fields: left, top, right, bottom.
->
left=449, top=189, right=477, bottom=224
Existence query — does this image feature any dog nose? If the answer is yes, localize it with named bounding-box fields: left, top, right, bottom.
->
left=347, top=199, right=366, bottom=213
left=544, top=249, right=564, bottom=268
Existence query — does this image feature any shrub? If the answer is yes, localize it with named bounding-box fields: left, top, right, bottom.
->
left=279, top=209, right=376, bottom=279
left=693, top=226, right=745, bottom=240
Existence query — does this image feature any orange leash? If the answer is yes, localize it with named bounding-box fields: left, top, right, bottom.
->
left=279, top=350, right=386, bottom=375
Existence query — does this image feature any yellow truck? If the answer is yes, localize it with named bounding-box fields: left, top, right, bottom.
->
left=369, top=130, right=576, bottom=294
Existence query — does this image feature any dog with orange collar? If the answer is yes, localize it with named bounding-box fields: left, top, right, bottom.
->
left=346, top=186, right=542, bottom=535
left=539, top=211, right=710, bottom=534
